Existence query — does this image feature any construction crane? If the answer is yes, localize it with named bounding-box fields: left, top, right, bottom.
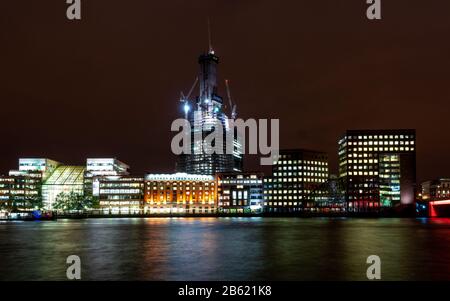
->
left=179, top=77, right=198, bottom=119
left=225, top=79, right=237, bottom=119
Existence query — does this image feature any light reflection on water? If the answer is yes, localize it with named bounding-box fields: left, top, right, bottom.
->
left=1, top=217, right=450, bottom=281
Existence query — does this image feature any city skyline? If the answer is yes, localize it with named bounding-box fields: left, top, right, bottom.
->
left=2, top=0, right=450, bottom=286
left=2, top=1, right=450, bottom=183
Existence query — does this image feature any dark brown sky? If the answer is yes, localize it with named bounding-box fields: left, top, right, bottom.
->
left=1, top=0, right=449, bottom=183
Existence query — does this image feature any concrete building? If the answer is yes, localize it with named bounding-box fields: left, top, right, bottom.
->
left=144, top=173, right=216, bottom=214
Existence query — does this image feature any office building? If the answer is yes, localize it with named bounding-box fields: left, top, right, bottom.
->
left=217, top=172, right=264, bottom=213
left=144, top=173, right=216, bottom=214
left=97, top=176, right=144, bottom=214
left=0, top=158, right=61, bottom=211
left=263, top=149, right=329, bottom=212
left=84, top=158, right=130, bottom=197
left=42, top=165, right=86, bottom=209
left=310, top=175, right=347, bottom=213
left=338, top=129, right=416, bottom=212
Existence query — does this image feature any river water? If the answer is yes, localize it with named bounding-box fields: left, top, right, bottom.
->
left=1, top=217, right=449, bottom=281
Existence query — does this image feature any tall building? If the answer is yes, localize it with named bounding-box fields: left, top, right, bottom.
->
left=217, top=172, right=264, bottom=213
left=176, top=48, right=242, bottom=175
left=263, top=149, right=329, bottom=213
left=144, top=173, right=216, bottom=214
left=338, top=129, right=416, bottom=212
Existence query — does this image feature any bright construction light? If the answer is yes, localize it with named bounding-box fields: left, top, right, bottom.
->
left=184, top=103, right=190, bottom=114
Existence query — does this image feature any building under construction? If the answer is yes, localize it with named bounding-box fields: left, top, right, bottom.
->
left=176, top=44, right=243, bottom=175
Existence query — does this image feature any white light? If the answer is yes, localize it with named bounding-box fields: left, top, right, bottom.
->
left=184, top=103, right=190, bottom=114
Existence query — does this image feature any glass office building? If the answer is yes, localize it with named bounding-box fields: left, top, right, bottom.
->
left=42, top=166, right=86, bottom=209
left=338, top=129, right=416, bottom=212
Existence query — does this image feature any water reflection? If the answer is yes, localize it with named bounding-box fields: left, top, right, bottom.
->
left=0, top=218, right=450, bottom=280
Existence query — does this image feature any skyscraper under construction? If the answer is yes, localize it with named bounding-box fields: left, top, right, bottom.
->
left=176, top=46, right=243, bottom=175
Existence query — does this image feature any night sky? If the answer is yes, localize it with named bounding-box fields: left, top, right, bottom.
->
left=1, top=0, right=449, bottom=183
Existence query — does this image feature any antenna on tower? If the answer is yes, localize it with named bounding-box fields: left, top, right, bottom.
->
left=207, top=17, right=214, bottom=54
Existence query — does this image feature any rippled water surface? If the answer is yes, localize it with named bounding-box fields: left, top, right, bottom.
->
left=1, top=217, right=450, bottom=280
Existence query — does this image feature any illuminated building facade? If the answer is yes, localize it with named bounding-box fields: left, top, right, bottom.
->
left=338, top=129, right=416, bottom=212
left=97, top=176, right=144, bottom=214
left=85, top=158, right=130, bottom=177
left=0, top=158, right=61, bottom=211
left=42, top=165, right=86, bottom=209
left=144, top=173, right=216, bottom=214
left=84, top=158, right=130, bottom=197
left=421, top=178, right=450, bottom=201
left=217, top=172, right=264, bottom=213
left=263, top=149, right=329, bottom=213
left=176, top=49, right=243, bottom=175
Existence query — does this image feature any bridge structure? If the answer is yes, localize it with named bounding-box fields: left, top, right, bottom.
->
left=429, top=199, right=450, bottom=217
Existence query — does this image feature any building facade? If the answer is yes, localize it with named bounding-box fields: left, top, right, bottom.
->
left=0, top=158, right=61, bottom=211
left=217, top=172, right=264, bottom=213
left=144, top=173, right=217, bottom=214
left=97, top=176, right=144, bottom=214
left=338, top=129, right=416, bottom=212
left=42, top=165, right=86, bottom=209
left=421, top=178, right=450, bottom=201
left=176, top=49, right=242, bottom=175
left=310, top=175, right=347, bottom=213
left=84, top=158, right=130, bottom=197
left=263, top=149, right=329, bottom=213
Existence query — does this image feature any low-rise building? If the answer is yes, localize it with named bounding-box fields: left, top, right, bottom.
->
left=144, top=173, right=216, bottom=214
left=421, top=178, right=450, bottom=201
left=217, top=172, right=264, bottom=213
left=97, top=176, right=144, bottom=214
left=0, top=158, right=61, bottom=211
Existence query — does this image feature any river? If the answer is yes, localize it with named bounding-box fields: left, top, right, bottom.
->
left=1, top=217, right=449, bottom=281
